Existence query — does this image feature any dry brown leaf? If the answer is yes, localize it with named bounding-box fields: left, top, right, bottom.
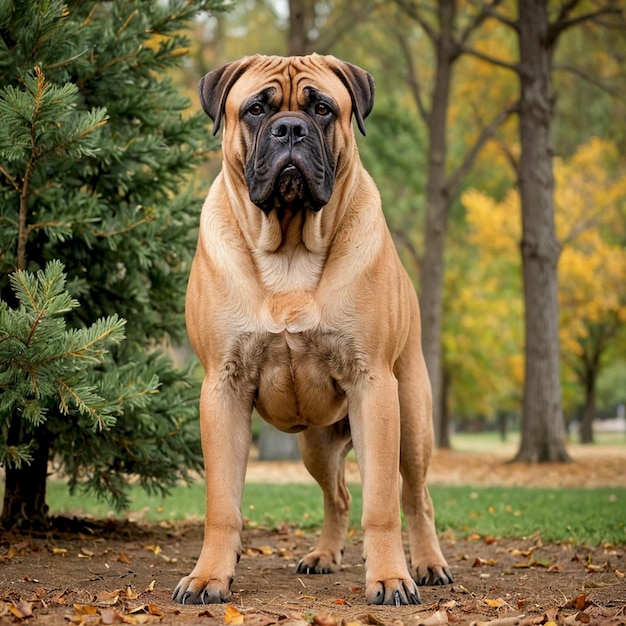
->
left=117, top=551, right=132, bottom=564
left=96, top=589, right=121, bottom=606
left=469, top=617, right=524, bottom=626
left=312, top=610, right=338, bottom=626
left=73, top=603, right=99, bottom=615
left=100, top=607, right=127, bottom=624
left=473, top=557, right=497, bottom=567
left=224, top=604, right=244, bottom=625
left=8, top=600, right=34, bottom=619
left=125, top=585, right=139, bottom=600
left=484, top=598, right=507, bottom=608
left=145, top=580, right=156, bottom=592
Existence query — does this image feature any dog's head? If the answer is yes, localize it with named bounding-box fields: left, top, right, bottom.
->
left=199, top=54, right=375, bottom=214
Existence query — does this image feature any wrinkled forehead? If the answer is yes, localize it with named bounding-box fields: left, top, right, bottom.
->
left=226, top=56, right=352, bottom=112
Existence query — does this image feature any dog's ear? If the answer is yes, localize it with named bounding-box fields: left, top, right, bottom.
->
left=199, top=57, right=255, bottom=136
left=328, top=58, right=375, bottom=136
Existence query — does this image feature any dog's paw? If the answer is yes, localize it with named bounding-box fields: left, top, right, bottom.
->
left=172, top=575, right=232, bottom=605
left=366, top=578, right=421, bottom=605
left=413, top=563, right=454, bottom=586
left=296, top=550, right=341, bottom=575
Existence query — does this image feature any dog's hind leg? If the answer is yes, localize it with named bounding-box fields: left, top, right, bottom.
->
left=396, top=302, right=453, bottom=587
left=295, top=418, right=352, bottom=574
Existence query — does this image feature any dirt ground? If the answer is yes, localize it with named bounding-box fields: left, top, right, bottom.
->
left=1, top=445, right=625, bottom=626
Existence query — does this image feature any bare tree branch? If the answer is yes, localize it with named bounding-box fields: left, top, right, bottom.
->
left=459, top=0, right=507, bottom=45
left=493, top=129, right=520, bottom=178
left=467, top=0, right=518, bottom=32
left=460, top=44, right=520, bottom=72
left=548, top=5, right=625, bottom=46
left=396, top=29, right=430, bottom=123
left=315, top=0, right=383, bottom=53
left=445, top=102, right=518, bottom=199
left=394, top=0, right=438, bottom=43
left=552, top=62, right=622, bottom=96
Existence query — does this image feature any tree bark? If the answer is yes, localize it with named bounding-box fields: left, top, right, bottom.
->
left=420, top=0, right=456, bottom=449
left=579, top=377, right=596, bottom=444
left=513, top=0, right=570, bottom=463
left=1, top=419, right=51, bottom=529
left=287, top=0, right=316, bottom=55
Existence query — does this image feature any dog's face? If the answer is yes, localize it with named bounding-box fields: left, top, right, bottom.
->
left=199, top=55, right=375, bottom=214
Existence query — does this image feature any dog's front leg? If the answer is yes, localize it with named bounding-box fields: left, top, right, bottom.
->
left=348, top=373, right=420, bottom=606
left=173, top=374, right=251, bottom=604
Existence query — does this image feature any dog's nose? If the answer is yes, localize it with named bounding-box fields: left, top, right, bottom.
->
left=270, top=117, right=308, bottom=145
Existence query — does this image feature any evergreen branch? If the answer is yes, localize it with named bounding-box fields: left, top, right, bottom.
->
left=56, top=379, right=97, bottom=417
left=116, top=9, right=139, bottom=37
left=0, top=164, right=21, bottom=193
left=64, top=316, right=126, bottom=358
left=44, top=48, right=89, bottom=71
left=90, top=216, right=153, bottom=238
left=80, top=3, right=98, bottom=28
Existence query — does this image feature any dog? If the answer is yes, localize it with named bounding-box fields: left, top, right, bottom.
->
left=173, top=54, right=452, bottom=607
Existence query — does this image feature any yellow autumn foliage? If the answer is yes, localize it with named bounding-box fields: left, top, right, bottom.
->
left=459, top=137, right=626, bottom=414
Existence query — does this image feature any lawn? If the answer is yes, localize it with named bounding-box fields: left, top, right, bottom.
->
left=43, top=480, right=626, bottom=546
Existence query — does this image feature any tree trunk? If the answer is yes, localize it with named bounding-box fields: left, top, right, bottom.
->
left=579, top=370, right=596, bottom=444
left=287, top=0, right=316, bottom=55
left=513, top=0, right=570, bottom=463
left=1, top=418, right=51, bottom=529
left=420, top=0, right=455, bottom=448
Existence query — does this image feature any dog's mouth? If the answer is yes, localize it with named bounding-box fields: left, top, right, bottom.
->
left=275, top=164, right=306, bottom=204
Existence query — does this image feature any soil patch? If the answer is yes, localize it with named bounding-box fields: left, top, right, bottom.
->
left=1, top=446, right=625, bottom=625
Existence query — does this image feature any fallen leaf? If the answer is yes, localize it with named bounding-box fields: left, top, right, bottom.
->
left=117, top=551, right=132, bottom=564
left=96, top=589, right=121, bottom=606
left=484, top=598, right=507, bottom=608
left=224, top=604, right=244, bottom=625
left=73, top=603, right=99, bottom=615
left=312, top=610, right=338, bottom=626
left=418, top=609, right=449, bottom=626
left=51, top=547, right=67, bottom=556
left=8, top=600, right=33, bottom=619
left=125, top=586, right=139, bottom=600
left=473, top=557, right=497, bottom=567
left=145, top=580, right=156, bottom=592
left=100, top=607, right=126, bottom=624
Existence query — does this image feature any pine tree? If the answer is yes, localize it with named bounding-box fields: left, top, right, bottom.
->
left=0, top=0, right=227, bottom=528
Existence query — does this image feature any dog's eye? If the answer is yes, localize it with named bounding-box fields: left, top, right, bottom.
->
left=315, top=103, right=331, bottom=116
left=248, top=103, right=264, bottom=116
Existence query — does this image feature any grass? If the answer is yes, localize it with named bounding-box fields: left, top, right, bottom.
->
left=42, top=481, right=626, bottom=546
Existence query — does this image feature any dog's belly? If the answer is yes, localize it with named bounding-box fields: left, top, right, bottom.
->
left=253, top=331, right=354, bottom=433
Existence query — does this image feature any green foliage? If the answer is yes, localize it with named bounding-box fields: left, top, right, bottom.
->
left=0, top=0, right=229, bottom=520
left=1, top=261, right=131, bottom=466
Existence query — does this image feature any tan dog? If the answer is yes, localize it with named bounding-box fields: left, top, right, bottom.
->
left=173, top=54, right=452, bottom=607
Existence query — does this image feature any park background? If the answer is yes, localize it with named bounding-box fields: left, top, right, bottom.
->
left=0, top=0, right=625, bottom=547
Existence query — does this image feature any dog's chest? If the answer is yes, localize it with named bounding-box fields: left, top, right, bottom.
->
left=224, top=330, right=367, bottom=432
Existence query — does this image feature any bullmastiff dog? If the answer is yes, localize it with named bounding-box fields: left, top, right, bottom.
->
left=173, top=54, right=452, bottom=606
